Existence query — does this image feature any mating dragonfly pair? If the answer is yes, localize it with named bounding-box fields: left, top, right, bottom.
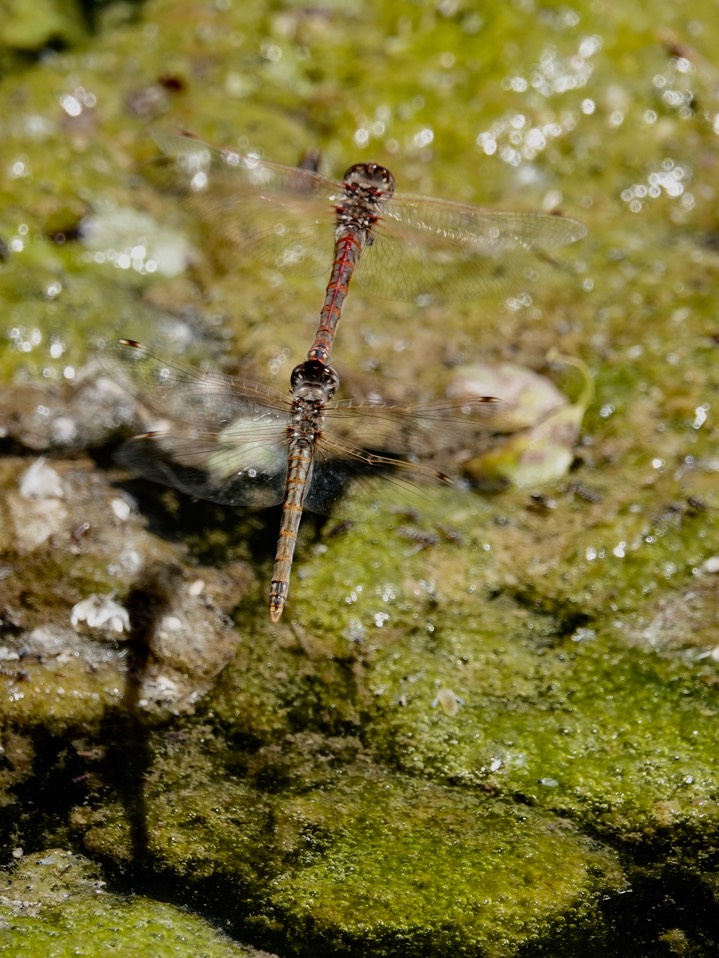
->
left=104, top=133, right=586, bottom=621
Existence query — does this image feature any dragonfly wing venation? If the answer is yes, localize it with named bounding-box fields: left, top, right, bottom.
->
left=151, top=133, right=586, bottom=301
left=302, top=446, right=449, bottom=520
left=118, top=430, right=289, bottom=508
left=356, top=197, right=586, bottom=302
left=324, top=396, right=501, bottom=457
left=103, top=339, right=292, bottom=507
left=99, top=340, right=291, bottom=430
left=153, top=132, right=338, bottom=198
left=300, top=395, right=500, bottom=519
left=383, top=195, right=587, bottom=252
left=183, top=192, right=335, bottom=276
left=151, top=132, right=339, bottom=276
left=103, top=340, right=502, bottom=517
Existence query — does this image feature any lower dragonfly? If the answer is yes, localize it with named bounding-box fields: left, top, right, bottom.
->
left=153, top=132, right=587, bottom=366
left=103, top=339, right=500, bottom=622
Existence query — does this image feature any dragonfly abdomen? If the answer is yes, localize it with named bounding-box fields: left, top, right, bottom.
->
left=269, top=439, right=315, bottom=623
left=269, top=361, right=338, bottom=622
left=307, top=231, right=364, bottom=365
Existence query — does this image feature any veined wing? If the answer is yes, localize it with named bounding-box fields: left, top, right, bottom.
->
left=116, top=428, right=291, bottom=508
left=100, top=340, right=501, bottom=515
left=99, top=338, right=289, bottom=428
left=99, top=338, right=291, bottom=507
left=150, top=132, right=586, bottom=302
left=324, top=395, right=501, bottom=458
left=301, top=395, right=501, bottom=515
left=357, top=196, right=587, bottom=303
left=151, top=132, right=342, bottom=276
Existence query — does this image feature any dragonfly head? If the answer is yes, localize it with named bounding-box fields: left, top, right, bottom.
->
left=343, top=162, right=395, bottom=198
left=290, top=360, right=339, bottom=400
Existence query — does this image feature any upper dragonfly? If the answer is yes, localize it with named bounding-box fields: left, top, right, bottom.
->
left=102, top=339, right=500, bottom=622
left=153, top=132, right=587, bottom=365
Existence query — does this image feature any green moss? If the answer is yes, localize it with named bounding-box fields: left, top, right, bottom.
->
left=76, top=729, right=623, bottom=956
left=267, top=774, right=624, bottom=957
left=0, top=849, right=260, bottom=958
left=364, top=616, right=719, bottom=848
left=0, top=0, right=85, bottom=52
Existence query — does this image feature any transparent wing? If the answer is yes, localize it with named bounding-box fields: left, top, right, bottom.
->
left=149, top=132, right=586, bottom=302
left=99, top=339, right=292, bottom=507
left=299, top=395, right=499, bottom=516
left=116, top=431, right=290, bottom=508
left=98, top=338, right=290, bottom=428
left=357, top=198, right=587, bottom=302
left=324, top=396, right=501, bottom=458
left=100, top=340, right=501, bottom=515
left=150, top=132, right=341, bottom=275
left=303, top=451, right=449, bottom=518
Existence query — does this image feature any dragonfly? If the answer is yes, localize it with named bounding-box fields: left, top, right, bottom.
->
left=102, top=339, right=500, bottom=622
left=152, top=131, right=587, bottom=365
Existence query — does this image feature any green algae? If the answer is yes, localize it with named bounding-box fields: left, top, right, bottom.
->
left=0, top=0, right=85, bottom=53
left=0, top=849, right=264, bottom=958
left=74, top=726, right=624, bottom=956
left=363, top=617, right=719, bottom=847
left=267, top=775, right=624, bottom=957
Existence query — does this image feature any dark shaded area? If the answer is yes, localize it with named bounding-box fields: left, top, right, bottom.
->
left=525, top=865, right=719, bottom=958
left=3, top=701, right=719, bottom=956
left=0, top=729, right=90, bottom=868
left=488, top=582, right=594, bottom=642
left=96, top=560, right=183, bottom=870
left=111, top=475, right=282, bottom=570
left=78, top=0, right=147, bottom=34
left=1, top=1, right=146, bottom=61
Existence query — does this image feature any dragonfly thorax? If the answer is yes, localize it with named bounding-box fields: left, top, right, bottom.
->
left=287, top=361, right=338, bottom=444
left=336, top=163, right=395, bottom=237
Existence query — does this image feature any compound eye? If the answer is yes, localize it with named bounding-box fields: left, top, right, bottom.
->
left=323, top=366, right=340, bottom=395
left=290, top=360, right=337, bottom=391
left=289, top=363, right=308, bottom=388
left=343, top=163, right=395, bottom=197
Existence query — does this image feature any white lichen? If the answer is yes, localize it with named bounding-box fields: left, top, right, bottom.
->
left=70, top=595, right=130, bottom=634
left=18, top=457, right=64, bottom=500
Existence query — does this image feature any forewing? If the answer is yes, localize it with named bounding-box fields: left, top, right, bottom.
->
left=117, top=430, right=289, bottom=507
left=356, top=194, right=587, bottom=302
left=150, top=132, right=340, bottom=275
left=324, top=395, right=501, bottom=458
left=99, top=339, right=287, bottom=427
left=302, top=395, right=501, bottom=517
left=100, top=339, right=291, bottom=507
